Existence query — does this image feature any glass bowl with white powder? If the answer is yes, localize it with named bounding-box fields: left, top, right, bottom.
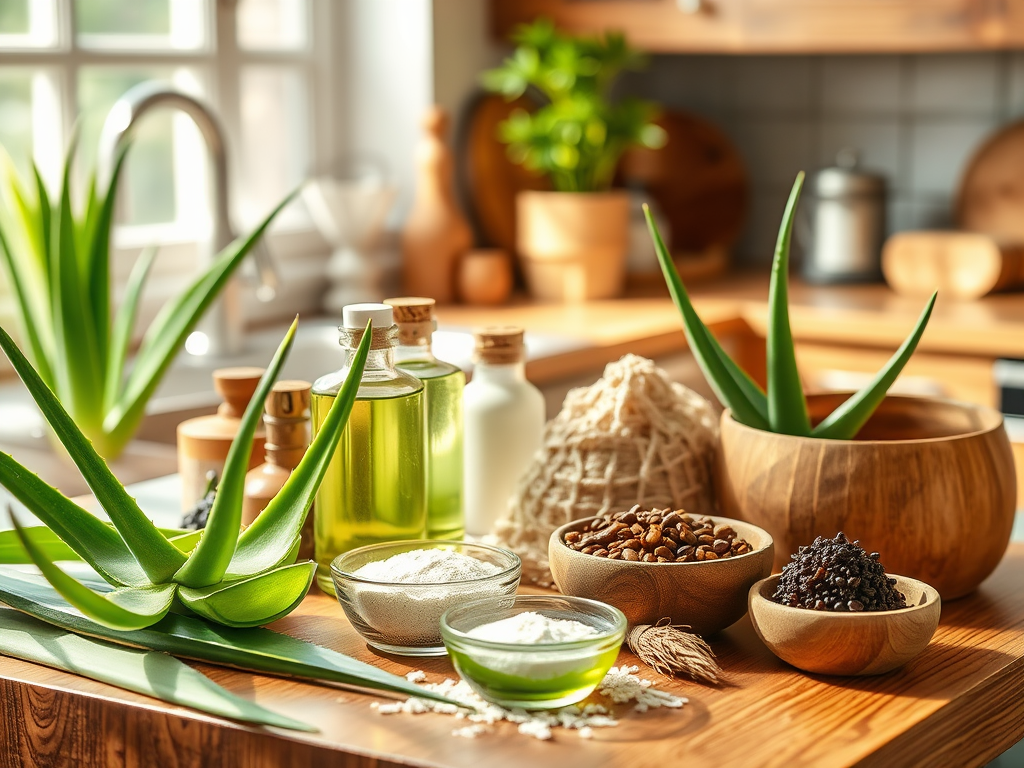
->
left=440, top=595, right=627, bottom=709
left=330, top=541, right=521, bottom=656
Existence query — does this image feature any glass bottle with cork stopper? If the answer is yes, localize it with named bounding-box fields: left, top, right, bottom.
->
left=311, top=303, right=427, bottom=593
left=177, top=367, right=267, bottom=515
left=462, top=326, right=545, bottom=537
left=385, top=296, right=465, bottom=540
left=242, top=380, right=314, bottom=561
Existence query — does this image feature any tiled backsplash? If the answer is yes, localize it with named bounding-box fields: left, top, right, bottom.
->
left=620, top=53, right=1024, bottom=264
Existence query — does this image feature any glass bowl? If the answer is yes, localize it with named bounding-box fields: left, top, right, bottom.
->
left=440, top=595, right=627, bottom=709
left=330, top=540, right=521, bottom=657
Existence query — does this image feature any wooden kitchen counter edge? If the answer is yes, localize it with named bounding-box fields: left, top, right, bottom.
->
left=3, top=543, right=1024, bottom=768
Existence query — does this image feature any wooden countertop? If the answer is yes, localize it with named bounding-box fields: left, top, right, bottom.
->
left=3, top=543, right=1024, bottom=767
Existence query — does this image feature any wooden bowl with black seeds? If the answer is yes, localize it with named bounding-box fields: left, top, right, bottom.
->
left=549, top=513, right=773, bottom=636
left=748, top=573, right=941, bottom=676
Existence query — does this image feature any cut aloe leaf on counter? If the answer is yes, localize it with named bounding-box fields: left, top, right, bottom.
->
left=646, top=171, right=938, bottom=440
left=0, top=607, right=315, bottom=732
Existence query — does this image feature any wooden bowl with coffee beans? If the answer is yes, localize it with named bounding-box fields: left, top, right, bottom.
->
left=548, top=507, right=774, bottom=636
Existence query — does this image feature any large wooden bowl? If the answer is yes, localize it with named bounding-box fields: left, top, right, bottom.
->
left=717, top=394, right=1016, bottom=600
left=749, top=574, right=941, bottom=676
left=548, top=516, right=774, bottom=636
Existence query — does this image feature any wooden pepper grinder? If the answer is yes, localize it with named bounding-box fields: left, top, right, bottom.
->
left=177, top=368, right=267, bottom=513
left=242, top=381, right=314, bottom=560
left=401, top=106, right=473, bottom=304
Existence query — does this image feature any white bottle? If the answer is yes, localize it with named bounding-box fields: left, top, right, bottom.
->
left=463, top=327, right=545, bottom=537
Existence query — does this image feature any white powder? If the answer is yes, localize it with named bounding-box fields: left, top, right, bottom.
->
left=369, top=666, right=686, bottom=741
left=353, top=549, right=501, bottom=583
left=344, top=549, right=507, bottom=649
left=466, top=612, right=600, bottom=644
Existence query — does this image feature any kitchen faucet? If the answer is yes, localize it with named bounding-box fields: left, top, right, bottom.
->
left=97, top=82, right=278, bottom=358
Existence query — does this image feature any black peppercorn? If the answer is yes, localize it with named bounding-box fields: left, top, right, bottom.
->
left=771, top=532, right=907, bottom=612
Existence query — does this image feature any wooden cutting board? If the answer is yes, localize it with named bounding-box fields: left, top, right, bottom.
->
left=957, top=119, right=1024, bottom=241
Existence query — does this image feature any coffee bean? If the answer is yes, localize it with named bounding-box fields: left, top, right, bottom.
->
left=712, top=538, right=730, bottom=555
left=622, top=548, right=640, bottom=562
left=654, top=546, right=675, bottom=560
left=643, top=525, right=663, bottom=548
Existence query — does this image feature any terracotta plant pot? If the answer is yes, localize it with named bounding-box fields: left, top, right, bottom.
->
left=715, top=394, right=1017, bottom=600
left=516, top=190, right=629, bottom=302
left=457, top=249, right=513, bottom=306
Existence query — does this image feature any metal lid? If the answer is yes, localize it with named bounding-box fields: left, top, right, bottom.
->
left=811, top=148, right=885, bottom=197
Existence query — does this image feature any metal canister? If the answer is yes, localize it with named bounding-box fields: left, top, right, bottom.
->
left=800, top=148, right=886, bottom=284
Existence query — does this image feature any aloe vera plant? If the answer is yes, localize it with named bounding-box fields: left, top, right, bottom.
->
left=646, top=173, right=937, bottom=440
left=0, top=142, right=295, bottom=459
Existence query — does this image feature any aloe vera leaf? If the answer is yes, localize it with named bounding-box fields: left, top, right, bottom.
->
left=0, top=452, right=148, bottom=586
left=0, top=607, right=315, bottom=732
left=51, top=148, right=103, bottom=425
left=29, top=165, right=52, bottom=283
left=0, top=222, right=55, bottom=389
left=0, top=526, right=80, bottom=564
left=178, top=562, right=315, bottom=628
left=0, top=321, right=186, bottom=580
left=812, top=291, right=938, bottom=440
left=104, top=191, right=298, bottom=455
left=0, top=571, right=459, bottom=706
left=105, top=244, right=158, bottom=413
left=645, top=206, right=770, bottom=430
left=10, top=511, right=175, bottom=630
left=174, top=319, right=298, bottom=588
left=228, top=322, right=372, bottom=577
left=168, top=529, right=203, bottom=553
left=766, top=173, right=811, bottom=437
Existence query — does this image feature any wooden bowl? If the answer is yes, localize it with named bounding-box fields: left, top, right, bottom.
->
left=748, top=574, right=941, bottom=676
left=716, top=394, right=1017, bottom=600
left=548, top=516, right=774, bottom=636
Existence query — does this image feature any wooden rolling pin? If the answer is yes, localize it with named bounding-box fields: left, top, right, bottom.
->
left=882, top=231, right=1024, bottom=300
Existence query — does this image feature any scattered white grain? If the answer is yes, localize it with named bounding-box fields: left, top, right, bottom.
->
left=369, top=664, right=685, bottom=741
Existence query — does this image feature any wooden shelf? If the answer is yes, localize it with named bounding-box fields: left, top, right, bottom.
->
left=3, top=545, right=1024, bottom=766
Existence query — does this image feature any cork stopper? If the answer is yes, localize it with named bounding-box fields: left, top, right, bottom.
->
left=264, top=380, right=311, bottom=468
left=385, top=297, right=436, bottom=345
left=213, top=367, right=266, bottom=418
left=473, top=326, right=525, bottom=365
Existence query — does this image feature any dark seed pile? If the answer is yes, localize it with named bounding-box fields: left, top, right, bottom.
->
left=181, top=471, right=218, bottom=531
left=771, top=532, right=907, bottom=612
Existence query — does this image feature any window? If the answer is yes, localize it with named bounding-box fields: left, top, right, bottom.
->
left=0, top=0, right=328, bottom=288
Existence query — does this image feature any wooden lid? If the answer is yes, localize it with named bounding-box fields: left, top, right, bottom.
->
left=265, top=380, right=312, bottom=419
left=473, top=326, right=524, bottom=364
left=213, top=367, right=265, bottom=418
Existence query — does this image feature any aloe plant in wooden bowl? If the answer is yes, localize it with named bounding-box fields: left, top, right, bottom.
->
left=645, top=174, right=1017, bottom=600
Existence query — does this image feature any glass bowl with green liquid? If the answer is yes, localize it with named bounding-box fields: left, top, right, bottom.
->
left=440, top=595, right=627, bottom=709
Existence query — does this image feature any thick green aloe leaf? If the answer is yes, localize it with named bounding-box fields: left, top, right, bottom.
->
left=10, top=512, right=175, bottom=631
left=0, top=452, right=148, bottom=586
left=105, top=244, right=158, bottom=413
left=228, top=322, right=372, bottom=577
left=105, top=190, right=298, bottom=452
left=0, top=224, right=54, bottom=388
left=0, top=526, right=79, bottom=564
left=645, top=205, right=770, bottom=430
left=0, top=607, right=314, bottom=731
left=0, top=570, right=459, bottom=706
left=0, top=322, right=187, bottom=581
left=766, top=173, right=811, bottom=437
left=813, top=291, right=938, bottom=440
left=179, top=562, right=314, bottom=628
left=175, top=319, right=298, bottom=588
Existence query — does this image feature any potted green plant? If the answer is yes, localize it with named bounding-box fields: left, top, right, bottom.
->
left=0, top=140, right=292, bottom=459
left=483, top=18, right=665, bottom=302
left=646, top=173, right=1017, bottom=599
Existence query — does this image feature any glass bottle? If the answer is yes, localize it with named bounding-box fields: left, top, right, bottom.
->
left=386, top=297, right=465, bottom=540
left=312, top=303, right=427, bottom=593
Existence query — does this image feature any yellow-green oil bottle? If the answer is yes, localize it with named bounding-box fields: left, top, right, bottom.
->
left=312, top=304, right=427, bottom=593
left=387, top=297, right=464, bottom=540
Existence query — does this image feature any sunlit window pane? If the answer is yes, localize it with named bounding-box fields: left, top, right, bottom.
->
left=237, top=0, right=307, bottom=51
left=0, top=72, right=33, bottom=180
left=0, top=0, right=58, bottom=48
left=75, top=0, right=207, bottom=51
left=78, top=68, right=180, bottom=226
left=239, top=66, right=309, bottom=226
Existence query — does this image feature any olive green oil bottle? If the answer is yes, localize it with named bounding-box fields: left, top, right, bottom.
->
left=312, top=304, right=427, bottom=593
left=386, top=297, right=464, bottom=540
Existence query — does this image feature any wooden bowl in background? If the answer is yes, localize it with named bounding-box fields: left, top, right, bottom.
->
left=748, top=574, right=941, bottom=676
left=548, top=516, right=773, bottom=636
left=716, top=394, right=1016, bottom=600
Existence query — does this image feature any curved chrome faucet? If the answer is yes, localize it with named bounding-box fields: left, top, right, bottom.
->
left=98, top=82, right=278, bottom=357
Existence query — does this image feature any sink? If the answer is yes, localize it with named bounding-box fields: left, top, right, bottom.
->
left=0, top=317, right=589, bottom=447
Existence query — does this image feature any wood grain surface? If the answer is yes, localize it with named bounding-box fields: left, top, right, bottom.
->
left=2, top=545, right=1024, bottom=768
